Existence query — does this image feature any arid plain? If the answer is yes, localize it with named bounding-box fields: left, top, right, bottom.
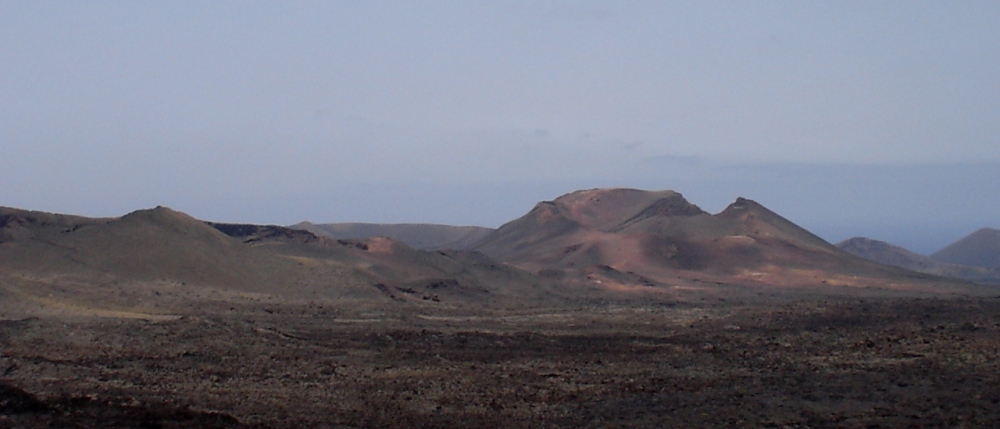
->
left=2, top=188, right=999, bottom=428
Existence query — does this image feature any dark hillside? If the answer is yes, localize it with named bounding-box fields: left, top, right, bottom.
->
left=931, top=228, right=1000, bottom=270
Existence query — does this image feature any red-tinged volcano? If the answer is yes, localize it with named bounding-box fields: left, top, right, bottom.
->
left=471, top=188, right=976, bottom=295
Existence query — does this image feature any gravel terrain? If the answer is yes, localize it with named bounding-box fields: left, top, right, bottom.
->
left=3, top=297, right=1000, bottom=428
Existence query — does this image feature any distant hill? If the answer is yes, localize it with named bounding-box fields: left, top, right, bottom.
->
left=0, top=205, right=268, bottom=289
left=931, top=228, right=1000, bottom=270
left=470, top=188, right=974, bottom=294
left=290, top=221, right=493, bottom=250
left=836, top=237, right=938, bottom=272
left=837, top=237, right=1000, bottom=286
left=1, top=191, right=992, bottom=320
left=0, top=206, right=551, bottom=318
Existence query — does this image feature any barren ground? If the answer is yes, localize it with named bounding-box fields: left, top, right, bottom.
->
left=3, top=296, right=1000, bottom=428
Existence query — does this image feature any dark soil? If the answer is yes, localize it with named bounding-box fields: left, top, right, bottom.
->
left=3, top=297, right=1000, bottom=428
left=0, top=382, right=254, bottom=428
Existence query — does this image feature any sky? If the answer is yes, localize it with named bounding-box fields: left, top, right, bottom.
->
left=2, top=1, right=999, bottom=254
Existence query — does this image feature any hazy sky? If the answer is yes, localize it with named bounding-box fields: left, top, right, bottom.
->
left=3, top=1, right=999, bottom=254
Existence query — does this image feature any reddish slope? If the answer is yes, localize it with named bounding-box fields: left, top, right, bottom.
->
left=472, top=189, right=835, bottom=271
left=472, top=188, right=977, bottom=294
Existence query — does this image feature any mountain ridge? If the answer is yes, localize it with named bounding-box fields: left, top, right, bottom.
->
left=469, top=188, right=979, bottom=294
left=1, top=188, right=994, bottom=321
left=0, top=204, right=561, bottom=319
